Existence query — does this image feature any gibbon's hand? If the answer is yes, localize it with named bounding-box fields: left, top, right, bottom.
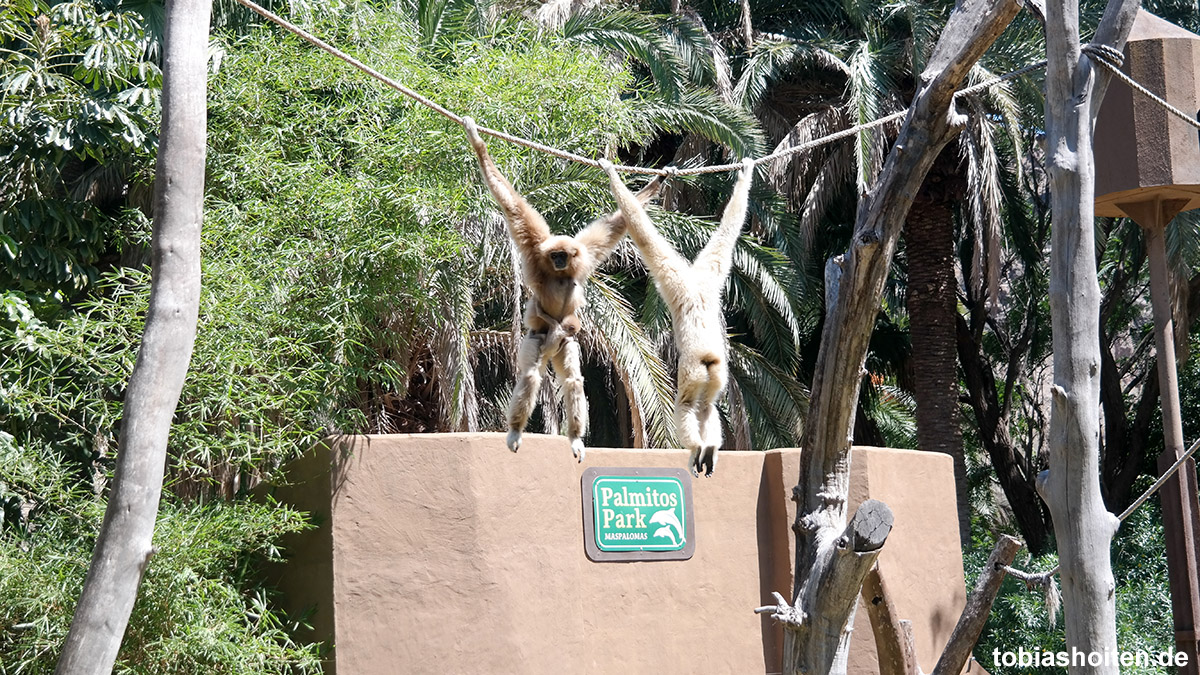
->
left=739, top=157, right=755, bottom=177
left=597, top=158, right=618, bottom=179
left=461, top=116, right=485, bottom=151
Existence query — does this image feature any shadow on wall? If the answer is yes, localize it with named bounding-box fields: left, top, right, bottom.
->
left=264, top=434, right=967, bottom=675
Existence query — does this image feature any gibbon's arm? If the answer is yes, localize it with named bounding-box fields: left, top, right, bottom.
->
left=598, top=160, right=690, bottom=286
left=462, top=117, right=551, bottom=252
left=575, top=174, right=666, bottom=270
left=694, top=158, right=755, bottom=282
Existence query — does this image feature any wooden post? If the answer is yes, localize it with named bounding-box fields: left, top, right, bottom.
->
left=862, top=535, right=1023, bottom=675
left=1115, top=196, right=1200, bottom=674
left=931, top=535, right=1023, bottom=675
left=862, top=566, right=922, bottom=675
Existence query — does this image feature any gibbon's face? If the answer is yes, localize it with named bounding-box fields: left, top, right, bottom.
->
left=541, top=236, right=581, bottom=274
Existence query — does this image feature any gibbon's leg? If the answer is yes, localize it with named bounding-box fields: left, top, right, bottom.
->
left=697, top=354, right=728, bottom=476
left=696, top=393, right=724, bottom=477
left=695, top=405, right=720, bottom=477
left=507, top=333, right=551, bottom=452
left=550, top=337, right=589, bottom=462
left=674, top=381, right=705, bottom=476
left=676, top=354, right=717, bottom=475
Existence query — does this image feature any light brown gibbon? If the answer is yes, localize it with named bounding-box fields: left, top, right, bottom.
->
left=462, top=117, right=663, bottom=461
left=599, top=157, right=755, bottom=477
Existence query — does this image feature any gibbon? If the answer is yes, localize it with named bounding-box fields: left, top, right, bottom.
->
left=599, top=157, right=755, bottom=477
left=462, top=118, right=663, bottom=461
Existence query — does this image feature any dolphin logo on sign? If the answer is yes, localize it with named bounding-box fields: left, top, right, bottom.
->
left=650, top=509, right=685, bottom=545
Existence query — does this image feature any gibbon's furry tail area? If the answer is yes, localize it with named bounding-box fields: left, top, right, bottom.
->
left=462, top=118, right=663, bottom=461
left=599, top=157, right=755, bottom=477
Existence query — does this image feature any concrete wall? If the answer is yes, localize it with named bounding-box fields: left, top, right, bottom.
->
left=268, top=434, right=970, bottom=674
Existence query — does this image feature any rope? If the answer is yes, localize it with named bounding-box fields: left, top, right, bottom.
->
left=752, top=61, right=1048, bottom=168
left=998, top=437, right=1200, bottom=589
left=230, top=3, right=1200, bottom=181
left=229, top=0, right=1048, bottom=176
left=1118, top=437, right=1200, bottom=522
left=999, top=562, right=1061, bottom=628
left=1084, top=42, right=1200, bottom=131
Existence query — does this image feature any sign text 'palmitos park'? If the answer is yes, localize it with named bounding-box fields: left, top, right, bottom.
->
left=581, top=467, right=695, bottom=562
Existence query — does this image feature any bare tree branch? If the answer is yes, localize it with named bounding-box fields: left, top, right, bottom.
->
left=776, top=0, right=1023, bottom=671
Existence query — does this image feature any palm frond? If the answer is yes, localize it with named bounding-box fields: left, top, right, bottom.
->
left=1167, top=208, right=1200, bottom=273
left=661, top=11, right=721, bottom=90
left=961, top=97, right=1004, bottom=311
left=584, top=275, right=677, bottom=448
left=416, top=0, right=489, bottom=49
left=728, top=241, right=803, bottom=366
left=727, top=341, right=807, bottom=450
left=535, top=0, right=585, bottom=31
left=846, top=36, right=899, bottom=191
left=860, top=379, right=917, bottom=449
left=562, top=9, right=689, bottom=100
left=974, top=70, right=1025, bottom=181
left=431, top=269, right=478, bottom=431
left=766, top=106, right=842, bottom=182
left=793, top=141, right=853, bottom=256
left=630, top=89, right=765, bottom=160
left=733, top=37, right=847, bottom=110
left=882, top=0, right=945, bottom=75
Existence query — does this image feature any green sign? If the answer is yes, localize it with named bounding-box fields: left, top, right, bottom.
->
left=582, top=468, right=694, bottom=562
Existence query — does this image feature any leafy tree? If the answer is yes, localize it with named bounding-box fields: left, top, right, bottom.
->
left=0, top=408, right=320, bottom=673
left=0, top=0, right=161, bottom=297
left=2, top=0, right=810, bottom=666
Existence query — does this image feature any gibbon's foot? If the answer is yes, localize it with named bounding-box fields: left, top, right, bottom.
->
left=689, top=446, right=717, bottom=477
left=462, top=116, right=485, bottom=150
left=700, top=446, right=717, bottom=477
left=571, top=438, right=586, bottom=463
left=506, top=428, right=523, bottom=453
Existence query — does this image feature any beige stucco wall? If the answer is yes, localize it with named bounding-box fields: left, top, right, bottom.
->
left=268, top=434, right=970, bottom=674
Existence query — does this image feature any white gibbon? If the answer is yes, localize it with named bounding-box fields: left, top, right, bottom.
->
left=599, top=158, right=755, bottom=476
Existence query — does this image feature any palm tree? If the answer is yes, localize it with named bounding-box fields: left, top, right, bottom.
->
left=656, top=0, right=1060, bottom=547
left=388, top=0, right=813, bottom=450
left=904, top=36, right=1042, bottom=546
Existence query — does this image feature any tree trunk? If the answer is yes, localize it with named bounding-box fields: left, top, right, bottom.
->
left=1040, top=0, right=1138, bottom=670
left=770, top=0, right=1022, bottom=671
left=1099, top=325, right=1158, bottom=512
left=54, top=1, right=209, bottom=672
left=1101, top=271, right=1200, bottom=511
left=956, top=309, right=1051, bottom=555
left=905, top=147, right=969, bottom=546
